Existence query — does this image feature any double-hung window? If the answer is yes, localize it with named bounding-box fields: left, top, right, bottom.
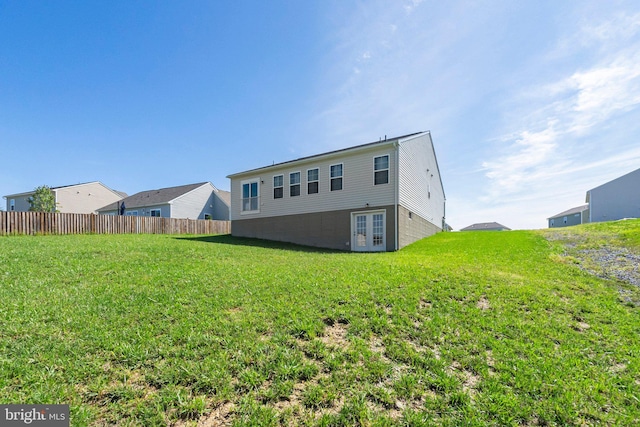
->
left=374, top=155, right=389, bottom=185
left=330, top=164, right=343, bottom=191
left=242, top=180, right=259, bottom=212
left=273, top=175, right=284, bottom=199
left=307, top=168, right=319, bottom=194
left=290, top=172, right=301, bottom=197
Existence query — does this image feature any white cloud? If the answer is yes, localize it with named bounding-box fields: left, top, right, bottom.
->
left=482, top=13, right=640, bottom=206
left=404, top=0, right=424, bottom=14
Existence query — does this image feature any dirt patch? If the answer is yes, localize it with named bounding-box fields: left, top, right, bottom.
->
left=447, top=362, right=481, bottom=397
left=486, top=350, right=496, bottom=376
left=319, top=323, right=349, bottom=349
left=195, top=402, right=234, bottom=427
left=476, top=296, right=490, bottom=311
left=609, top=363, right=627, bottom=373
left=419, top=299, right=432, bottom=309
left=573, top=321, right=590, bottom=332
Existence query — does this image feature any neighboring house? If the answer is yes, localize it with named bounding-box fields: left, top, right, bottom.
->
left=97, top=182, right=230, bottom=220
left=227, top=131, right=446, bottom=252
left=547, top=204, right=589, bottom=228
left=460, top=222, right=511, bottom=231
left=3, top=181, right=126, bottom=214
left=586, top=167, right=640, bottom=223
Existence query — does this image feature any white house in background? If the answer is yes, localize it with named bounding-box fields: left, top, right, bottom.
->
left=227, top=131, right=446, bottom=252
left=97, top=182, right=230, bottom=220
left=547, top=204, right=589, bottom=228
left=586, top=167, right=640, bottom=223
left=3, top=181, right=126, bottom=213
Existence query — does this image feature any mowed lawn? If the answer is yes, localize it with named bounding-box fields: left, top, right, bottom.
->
left=1, top=222, right=639, bottom=426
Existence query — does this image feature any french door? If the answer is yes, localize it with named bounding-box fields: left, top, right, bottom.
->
left=351, top=211, right=386, bottom=252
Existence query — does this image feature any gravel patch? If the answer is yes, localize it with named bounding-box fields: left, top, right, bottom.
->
left=543, top=231, right=640, bottom=305
left=575, top=247, right=640, bottom=287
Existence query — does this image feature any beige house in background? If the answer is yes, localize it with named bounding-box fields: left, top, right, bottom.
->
left=3, top=181, right=126, bottom=214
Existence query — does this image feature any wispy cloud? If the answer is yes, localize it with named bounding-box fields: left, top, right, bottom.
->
left=482, top=12, right=640, bottom=206
left=302, top=2, right=640, bottom=229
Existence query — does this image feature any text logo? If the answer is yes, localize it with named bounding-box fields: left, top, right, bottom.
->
left=1, top=405, right=69, bottom=426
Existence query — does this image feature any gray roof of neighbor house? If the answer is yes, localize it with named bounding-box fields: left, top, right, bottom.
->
left=547, top=204, right=589, bottom=220
left=97, top=182, right=215, bottom=211
left=460, top=222, right=511, bottom=231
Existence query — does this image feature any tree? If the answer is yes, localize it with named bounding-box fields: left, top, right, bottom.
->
left=28, top=185, right=58, bottom=212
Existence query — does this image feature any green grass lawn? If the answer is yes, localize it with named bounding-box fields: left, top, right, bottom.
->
left=1, top=220, right=639, bottom=426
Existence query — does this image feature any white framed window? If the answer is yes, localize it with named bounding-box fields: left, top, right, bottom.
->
left=150, top=209, right=161, bottom=217
left=273, top=175, right=284, bottom=199
left=330, top=163, right=343, bottom=191
left=9, top=199, right=15, bottom=211
left=290, top=172, right=301, bottom=197
left=563, top=216, right=567, bottom=224
left=125, top=211, right=138, bottom=216
left=307, top=168, right=319, bottom=194
left=241, top=179, right=260, bottom=213
left=374, top=155, right=389, bottom=185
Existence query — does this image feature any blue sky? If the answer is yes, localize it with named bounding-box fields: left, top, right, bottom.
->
left=2, top=1, right=640, bottom=229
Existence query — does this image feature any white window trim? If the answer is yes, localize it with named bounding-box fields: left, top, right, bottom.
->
left=307, top=167, right=319, bottom=195
left=373, top=155, right=390, bottom=186
left=240, top=178, right=260, bottom=215
left=9, top=199, right=15, bottom=211
left=125, top=210, right=138, bottom=216
left=150, top=209, right=161, bottom=217
left=289, top=171, right=301, bottom=197
left=273, top=174, right=284, bottom=199
left=330, top=163, right=344, bottom=191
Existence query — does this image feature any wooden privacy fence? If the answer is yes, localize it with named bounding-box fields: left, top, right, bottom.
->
left=0, top=211, right=231, bottom=236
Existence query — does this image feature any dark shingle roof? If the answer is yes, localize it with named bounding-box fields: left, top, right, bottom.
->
left=97, top=182, right=209, bottom=211
left=227, top=132, right=425, bottom=178
left=460, top=222, right=511, bottom=231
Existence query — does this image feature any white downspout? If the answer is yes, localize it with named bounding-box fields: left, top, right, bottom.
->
left=394, top=141, right=400, bottom=251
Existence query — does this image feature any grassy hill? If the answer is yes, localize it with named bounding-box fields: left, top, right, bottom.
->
left=1, top=220, right=639, bottom=426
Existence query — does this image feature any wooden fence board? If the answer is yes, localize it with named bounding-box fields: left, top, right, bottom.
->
left=0, top=212, right=230, bottom=236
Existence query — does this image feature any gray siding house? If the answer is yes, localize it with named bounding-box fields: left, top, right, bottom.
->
left=97, top=182, right=230, bottom=220
left=547, top=205, right=589, bottom=228
left=586, top=167, right=640, bottom=223
left=227, top=132, right=446, bottom=252
left=3, top=181, right=126, bottom=214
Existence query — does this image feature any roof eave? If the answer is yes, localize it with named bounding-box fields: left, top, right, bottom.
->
left=227, top=132, right=427, bottom=179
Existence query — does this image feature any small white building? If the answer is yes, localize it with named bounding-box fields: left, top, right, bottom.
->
left=586, top=168, right=640, bottom=223
left=227, top=132, right=446, bottom=251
